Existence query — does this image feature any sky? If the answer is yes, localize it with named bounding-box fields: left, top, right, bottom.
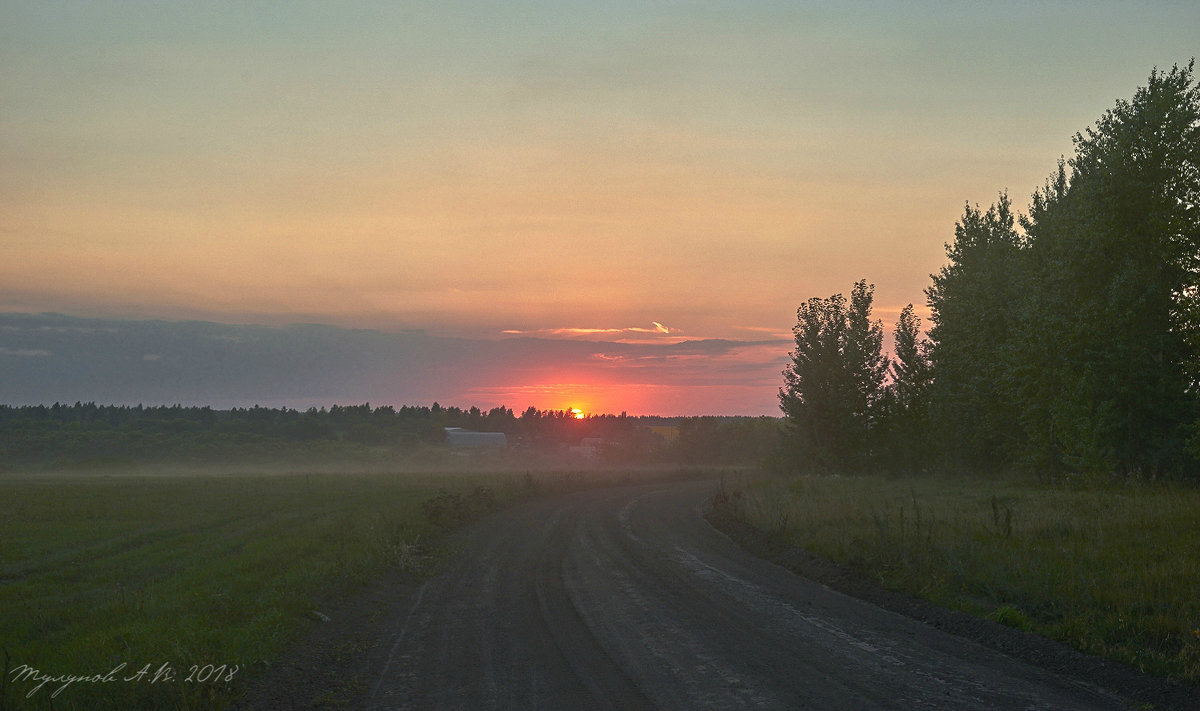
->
left=2, top=2, right=1198, bottom=415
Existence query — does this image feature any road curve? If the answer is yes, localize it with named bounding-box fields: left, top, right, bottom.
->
left=367, top=479, right=1127, bottom=710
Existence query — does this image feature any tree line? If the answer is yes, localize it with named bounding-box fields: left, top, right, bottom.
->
left=0, top=401, right=780, bottom=469
left=780, top=62, right=1200, bottom=480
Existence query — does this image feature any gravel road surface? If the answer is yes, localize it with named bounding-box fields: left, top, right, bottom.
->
left=366, top=479, right=1132, bottom=710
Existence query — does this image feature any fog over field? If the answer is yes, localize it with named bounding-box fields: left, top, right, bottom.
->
left=4, top=3, right=1200, bottom=708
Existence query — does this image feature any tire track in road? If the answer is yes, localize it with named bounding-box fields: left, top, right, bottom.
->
left=367, top=479, right=1133, bottom=710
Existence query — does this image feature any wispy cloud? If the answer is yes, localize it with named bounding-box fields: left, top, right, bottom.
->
left=502, top=322, right=676, bottom=340
left=0, top=313, right=787, bottom=415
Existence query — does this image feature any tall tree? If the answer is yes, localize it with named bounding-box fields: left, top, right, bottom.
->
left=925, top=194, right=1026, bottom=471
left=881, top=304, right=934, bottom=473
left=890, top=305, right=932, bottom=411
left=846, top=280, right=890, bottom=426
left=780, top=280, right=887, bottom=473
left=1016, top=61, right=1200, bottom=477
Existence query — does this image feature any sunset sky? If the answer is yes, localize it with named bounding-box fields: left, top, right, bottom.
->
left=3, top=2, right=1198, bottom=415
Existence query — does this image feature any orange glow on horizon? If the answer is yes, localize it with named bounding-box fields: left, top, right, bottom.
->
left=461, top=377, right=782, bottom=417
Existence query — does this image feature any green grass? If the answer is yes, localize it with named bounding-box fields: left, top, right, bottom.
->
left=0, top=467, right=586, bottom=710
left=722, top=472, right=1200, bottom=684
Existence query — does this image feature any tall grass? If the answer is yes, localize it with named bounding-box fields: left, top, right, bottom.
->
left=725, top=472, right=1200, bottom=684
left=0, top=468, right=543, bottom=710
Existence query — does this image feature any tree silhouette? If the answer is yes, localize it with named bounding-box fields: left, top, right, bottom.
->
left=780, top=280, right=887, bottom=473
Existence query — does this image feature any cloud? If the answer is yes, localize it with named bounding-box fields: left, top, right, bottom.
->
left=501, top=322, right=678, bottom=340
left=736, top=325, right=793, bottom=339
left=0, top=313, right=788, bottom=415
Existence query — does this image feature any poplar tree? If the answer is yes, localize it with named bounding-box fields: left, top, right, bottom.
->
left=780, top=280, right=887, bottom=473
left=925, top=195, right=1025, bottom=471
left=882, top=304, right=933, bottom=473
left=1015, top=61, right=1200, bottom=476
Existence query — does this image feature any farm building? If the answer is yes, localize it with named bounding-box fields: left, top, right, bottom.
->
left=444, top=427, right=507, bottom=450
left=570, top=437, right=605, bottom=459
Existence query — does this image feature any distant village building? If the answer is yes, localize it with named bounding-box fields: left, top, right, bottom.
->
left=444, top=427, right=507, bottom=450
left=569, top=437, right=605, bottom=459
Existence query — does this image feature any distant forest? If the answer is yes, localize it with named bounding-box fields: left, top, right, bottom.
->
left=0, top=401, right=780, bottom=470
left=781, top=62, right=1200, bottom=480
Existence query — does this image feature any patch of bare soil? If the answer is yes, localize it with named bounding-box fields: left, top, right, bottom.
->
left=704, top=505, right=1200, bottom=711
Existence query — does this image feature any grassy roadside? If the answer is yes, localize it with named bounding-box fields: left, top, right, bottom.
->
left=0, top=466, right=655, bottom=710
left=716, top=472, right=1200, bottom=686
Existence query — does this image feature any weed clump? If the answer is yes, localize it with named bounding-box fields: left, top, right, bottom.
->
left=422, top=486, right=499, bottom=529
left=726, top=474, right=1200, bottom=684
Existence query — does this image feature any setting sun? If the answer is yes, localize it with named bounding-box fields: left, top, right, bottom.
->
left=570, top=408, right=585, bottom=420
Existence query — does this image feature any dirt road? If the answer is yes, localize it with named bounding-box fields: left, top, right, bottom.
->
left=362, top=478, right=1151, bottom=710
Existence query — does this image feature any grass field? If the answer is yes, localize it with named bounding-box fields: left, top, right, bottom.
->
left=0, top=466, right=639, bottom=710
left=721, top=472, right=1200, bottom=685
